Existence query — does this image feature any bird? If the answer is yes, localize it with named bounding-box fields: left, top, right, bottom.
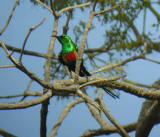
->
left=53, top=34, right=119, bottom=99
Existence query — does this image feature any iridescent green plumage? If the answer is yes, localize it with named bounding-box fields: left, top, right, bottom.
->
left=56, top=35, right=78, bottom=54
left=53, top=34, right=119, bottom=98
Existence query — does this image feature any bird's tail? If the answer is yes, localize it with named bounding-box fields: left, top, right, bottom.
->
left=81, top=64, right=120, bottom=99
left=102, top=87, right=120, bottom=99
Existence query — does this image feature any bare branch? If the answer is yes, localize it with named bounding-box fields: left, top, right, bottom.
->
left=20, top=79, right=34, bottom=101
left=75, top=4, right=120, bottom=81
left=79, top=75, right=124, bottom=89
left=81, top=122, right=137, bottom=137
left=136, top=100, right=160, bottom=137
left=63, top=10, right=72, bottom=34
left=2, top=40, right=160, bottom=100
left=86, top=101, right=110, bottom=129
left=49, top=0, right=57, bottom=18
left=54, top=77, right=160, bottom=100
left=94, top=4, right=120, bottom=16
left=104, top=80, right=160, bottom=99
left=0, top=0, right=19, bottom=35
left=91, top=54, right=144, bottom=74
left=77, top=89, right=101, bottom=111
left=0, top=91, right=52, bottom=110
left=48, top=98, right=84, bottom=137
left=40, top=16, right=59, bottom=137
left=0, top=91, right=42, bottom=99
left=58, top=2, right=91, bottom=16
left=147, top=4, right=160, bottom=21
left=0, top=43, right=56, bottom=59
left=0, top=65, right=15, bottom=68
left=0, top=40, right=53, bottom=89
left=35, top=0, right=53, bottom=14
left=19, top=18, right=46, bottom=62
left=143, top=56, right=160, bottom=64
left=98, top=97, right=130, bottom=137
left=123, top=79, right=152, bottom=88
left=75, top=6, right=94, bottom=82
left=0, top=128, right=17, bottom=137
left=92, top=0, right=98, bottom=11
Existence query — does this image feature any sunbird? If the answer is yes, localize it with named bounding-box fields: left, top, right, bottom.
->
left=53, top=34, right=119, bottom=99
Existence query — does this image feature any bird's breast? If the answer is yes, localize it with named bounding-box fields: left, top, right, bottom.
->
left=62, top=50, right=77, bottom=63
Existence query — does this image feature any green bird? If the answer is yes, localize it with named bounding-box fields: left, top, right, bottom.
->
left=53, top=34, right=119, bottom=99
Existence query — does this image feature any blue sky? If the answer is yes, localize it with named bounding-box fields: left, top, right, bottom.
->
left=0, top=0, right=160, bottom=137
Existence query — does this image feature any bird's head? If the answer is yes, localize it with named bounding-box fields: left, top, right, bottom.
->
left=53, top=34, right=72, bottom=46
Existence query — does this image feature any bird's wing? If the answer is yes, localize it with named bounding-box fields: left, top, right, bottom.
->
left=73, top=42, right=78, bottom=52
left=58, top=52, right=65, bottom=64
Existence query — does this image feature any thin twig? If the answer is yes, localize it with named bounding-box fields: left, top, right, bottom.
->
left=0, top=40, right=53, bottom=89
left=123, top=79, right=152, bottom=88
left=63, top=10, right=72, bottom=34
left=48, top=98, right=84, bottom=137
left=0, top=91, right=43, bottom=99
left=0, top=0, right=19, bottom=35
left=0, top=65, right=15, bottom=68
left=35, top=0, right=53, bottom=14
left=143, top=57, right=160, bottom=64
left=92, top=0, right=98, bottom=11
left=94, top=4, right=120, bottom=16
left=49, top=0, right=57, bottom=18
left=91, top=54, right=144, bottom=74
left=20, top=79, right=33, bottom=101
left=58, top=2, right=91, bottom=16
left=19, top=18, right=46, bottom=62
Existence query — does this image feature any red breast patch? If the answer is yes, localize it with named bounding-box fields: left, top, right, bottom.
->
left=63, top=50, right=77, bottom=62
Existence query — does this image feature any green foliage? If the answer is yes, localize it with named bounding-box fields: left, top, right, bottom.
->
left=31, top=0, right=90, bottom=11
left=31, top=0, right=160, bottom=80
left=30, top=0, right=160, bottom=54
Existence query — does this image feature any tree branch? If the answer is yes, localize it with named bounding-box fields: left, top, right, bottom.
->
left=75, top=4, right=95, bottom=82
left=0, top=91, right=42, bottom=99
left=136, top=100, right=160, bottom=137
left=0, top=40, right=53, bottom=89
left=81, top=122, right=137, bottom=137
left=35, top=0, right=53, bottom=14
left=0, top=43, right=55, bottom=59
left=0, top=128, right=17, bottom=137
left=98, top=96, right=130, bottom=137
left=0, top=65, right=15, bottom=68
left=91, top=54, right=144, bottom=74
left=0, top=0, right=19, bottom=35
left=0, top=91, right=52, bottom=110
left=63, top=10, right=72, bottom=34
left=40, top=15, right=58, bottom=137
left=19, top=18, right=46, bottom=62
left=94, top=4, right=120, bottom=16
left=58, top=2, right=91, bottom=16
left=48, top=98, right=84, bottom=137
